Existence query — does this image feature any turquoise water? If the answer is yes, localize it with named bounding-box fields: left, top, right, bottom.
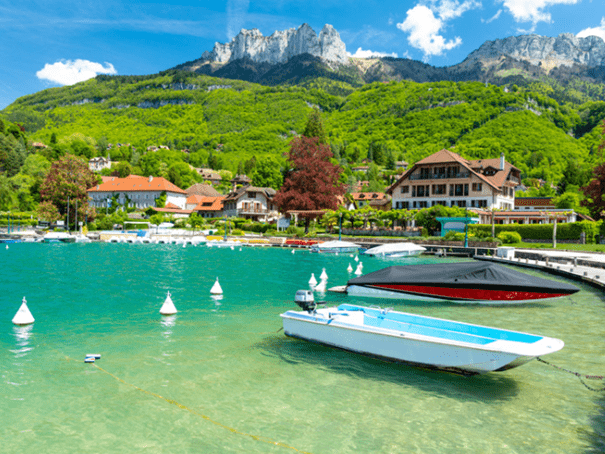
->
left=1, top=243, right=605, bottom=453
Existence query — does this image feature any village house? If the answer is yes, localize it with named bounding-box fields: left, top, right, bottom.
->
left=222, top=186, right=278, bottom=222
left=186, top=183, right=221, bottom=198
left=87, top=175, right=188, bottom=210
left=88, top=156, right=112, bottom=172
left=387, top=149, right=520, bottom=211
left=350, top=192, right=390, bottom=210
left=196, top=168, right=222, bottom=186
left=230, top=174, right=251, bottom=191
left=191, top=196, right=225, bottom=218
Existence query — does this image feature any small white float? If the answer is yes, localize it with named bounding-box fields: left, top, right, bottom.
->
left=12, top=297, right=34, bottom=326
left=210, top=278, right=223, bottom=295
left=309, top=273, right=318, bottom=287
left=159, top=291, right=178, bottom=315
left=320, top=268, right=328, bottom=281
left=347, top=263, right=353, bottom=273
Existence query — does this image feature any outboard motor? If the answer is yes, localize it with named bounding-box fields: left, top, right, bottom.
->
left=294, top=290, right=324, bottom=313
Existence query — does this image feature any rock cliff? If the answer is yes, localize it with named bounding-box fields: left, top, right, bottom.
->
left=201, top=23, right=348, bottom=66
left=465, top=33, right=605, bottom=70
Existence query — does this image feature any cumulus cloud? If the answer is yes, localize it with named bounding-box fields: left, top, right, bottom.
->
left=348, top=47, right=399, bottom=58
left=36, top=59, right=117, bottom=85
left=577, top=17, right=605, bottom=41
left=499, top=0, right=579, bottom=27
left=397, top=4, right=464, bottom=60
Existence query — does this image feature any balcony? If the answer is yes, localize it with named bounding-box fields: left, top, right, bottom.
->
left=409, top=172, right=470, bottom=180
left=237, top=208, right=273, bottom=216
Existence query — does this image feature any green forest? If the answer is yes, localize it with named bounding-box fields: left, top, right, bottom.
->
left=1, top=69, right=605, bottom=216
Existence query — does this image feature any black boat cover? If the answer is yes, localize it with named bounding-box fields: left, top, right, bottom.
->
left=347, top=261, right=579, bottom=293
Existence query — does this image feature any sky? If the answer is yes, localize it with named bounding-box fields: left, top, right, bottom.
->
left=1, top=0, right=605, bottom=110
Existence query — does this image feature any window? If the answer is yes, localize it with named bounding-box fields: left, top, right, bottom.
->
left=477, top=200, right=487, bottom=208
left=416, top=186, right=426, bottom=197
left=400, top=186, right=409, bottom=194
left=472, top=183, right=482, bottom=192
left=248, top=192, right=256, bottom=198
left=432, top=184, right=446, bottom=195
left=418, top=201, right=428, bottom=208
left=464, top=184, right=469, bottom=196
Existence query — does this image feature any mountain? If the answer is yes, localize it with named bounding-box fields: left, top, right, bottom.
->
left=175, top=26, right=605, bottom=103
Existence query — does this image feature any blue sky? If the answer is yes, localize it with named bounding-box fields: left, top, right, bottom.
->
left=1, top=0, right=604, bottom=109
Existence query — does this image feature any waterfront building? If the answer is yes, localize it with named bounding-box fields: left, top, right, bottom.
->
left=387, top=149, right=520, bottom=211
left=87, top=175, right=187, bottom=210
left=222, top=186, right=278, bottom=222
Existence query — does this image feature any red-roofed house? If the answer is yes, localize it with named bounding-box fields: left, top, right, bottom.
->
left=386, top=149, right=520, bottom=211
left=87, top=175, right=188, bottom=210
left=350, top=192, right=390, bottom=210
left=192, top=196, right=225, bottom=218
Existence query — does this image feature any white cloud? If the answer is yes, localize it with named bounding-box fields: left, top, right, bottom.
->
left=499, top=0, right=579, bottom=26
left=435, top=0, right=481, bottom=21
left=482, top=9, right=503, bottom=23
left=577, top=17, right=605, bottom=41
left=36, top=59, right=117, bottom=85
left=397, top=5, right=463, bottom=60
left=348, top=47, right=399, bottom=58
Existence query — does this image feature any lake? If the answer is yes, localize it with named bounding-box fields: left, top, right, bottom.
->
left=2, top=243, right=604, bottom=453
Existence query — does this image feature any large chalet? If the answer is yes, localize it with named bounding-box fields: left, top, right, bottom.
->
left=387, top=149, right=520, bottom=211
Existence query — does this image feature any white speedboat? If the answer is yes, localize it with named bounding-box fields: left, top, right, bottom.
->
left=363, top=242, right=426, bottom=258
left=280, top=291, right=564, bottom=375
left=42, top=232, right=75, bottom=243
left=310, top=240, right=361, bottom=254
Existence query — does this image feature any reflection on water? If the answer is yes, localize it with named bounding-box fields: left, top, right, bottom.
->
left=10, top=325, right=34, bottom=358
left=256, top=335, right=519, bottom=402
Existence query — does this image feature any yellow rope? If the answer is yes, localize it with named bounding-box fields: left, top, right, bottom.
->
left=44, top=342, right=312, bottom=452
left=92, top=364, right=312, bottom=453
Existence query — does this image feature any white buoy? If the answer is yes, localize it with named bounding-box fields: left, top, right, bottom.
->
left=347, top=263, right=353, bottom=273
left=211, top=278, right=223, bottom=295
left=291, top=249, right=295, bottom=254
left=320, top=268, right=328, bottom=281
left=12, top=297, right=34, bottom=325
left=159, top=291, right=177, bottom=315
left=315, top=279, right=327, bottom=293
left=309, top=273, right=318, bottom=287
left=5, top=245, right=8, bottom=250
left=230, top=246, right=234, bottom=250
left=183, top=242, right=186, bottom=248
left=354, top=255, right=359, bottom=262
left=355, top=264, right=363, bottom=275
left=239, top=248, right=242, bottom=251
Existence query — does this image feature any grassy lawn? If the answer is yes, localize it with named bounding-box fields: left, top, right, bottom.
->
left=507, top=242, right=605, bottom=253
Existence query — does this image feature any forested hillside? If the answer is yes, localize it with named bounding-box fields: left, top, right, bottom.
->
left=2, top=70, right=605, bottom=188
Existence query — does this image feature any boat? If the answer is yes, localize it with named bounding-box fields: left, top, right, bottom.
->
left=333, top=261, right=579, bottom=304
left=280, top=291, right=565, bottom=375
left=363, top=242, right=426, bottom=258
left=310, top=240, right=361, bottom=254
left=42, top=232, right=76, bottom=243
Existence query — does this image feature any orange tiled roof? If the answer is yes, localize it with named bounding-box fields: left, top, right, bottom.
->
left=193, top=196, right=225, bottom=212
left=87, top=175, right=187, bottom=194
left=351, top=192, right=387, bottom=200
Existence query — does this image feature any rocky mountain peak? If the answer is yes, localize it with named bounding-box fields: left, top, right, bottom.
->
left=201, top=23, right=349, bottom=66
left=465, top=33, right=605, bottom=70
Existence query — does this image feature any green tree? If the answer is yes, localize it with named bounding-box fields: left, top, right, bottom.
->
left=302, top=108, right=327, bottom=144
left=251, top=157, right=283, bottom=190
left=114, top=161, right=133, bottom=178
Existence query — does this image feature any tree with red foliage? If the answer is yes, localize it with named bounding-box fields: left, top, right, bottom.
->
left=40, top=154, right=98, bottom=226
left=582, top=120, right=605, bottom=219
left=274, top=136, right=345, bottom=232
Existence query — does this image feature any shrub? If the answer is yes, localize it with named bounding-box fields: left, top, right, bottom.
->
left=231, top=228, right=244, bottom=236
left=498, top=231, right=522, bottom=244
left=286, top=226, right=304, bottom=237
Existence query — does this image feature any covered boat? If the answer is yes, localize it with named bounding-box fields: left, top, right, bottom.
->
left=363, top=242, right=426, bottom=258
left=310, top=240, right=361, bottom=254
left=281, top=293, right=564, bottom=375
left=42, top=232, right=75, bottom=243
left=341, top=261, right=579, bottom=304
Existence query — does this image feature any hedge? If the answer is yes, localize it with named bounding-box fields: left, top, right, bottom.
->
left=469, top=221, right=601, bottom=243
